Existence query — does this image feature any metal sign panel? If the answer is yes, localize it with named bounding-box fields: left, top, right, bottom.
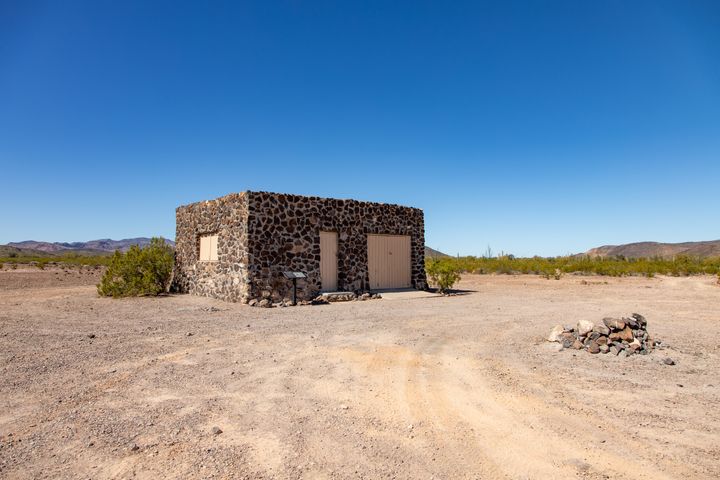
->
left=282, top=271, right=307, bottom=279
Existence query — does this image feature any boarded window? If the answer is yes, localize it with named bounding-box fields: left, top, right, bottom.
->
left=199, top=234, right=219, bottom=262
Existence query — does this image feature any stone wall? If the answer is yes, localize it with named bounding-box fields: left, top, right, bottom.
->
left=246, top=191, right=427, bottom=302
left=174, top=191, right=427, bottom=303
left=173, top=192, right=250, bottom=302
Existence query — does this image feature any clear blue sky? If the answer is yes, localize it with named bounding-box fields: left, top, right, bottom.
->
left=1, top=1, right=718, bottom=256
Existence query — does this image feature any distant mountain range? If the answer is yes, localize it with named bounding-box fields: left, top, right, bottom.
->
left=2, top=238, right=175, bottom=257
left=5, top=238, right=447, bottom=259
left=4, top=238, right=716, bottom=260
left=585, top=240, right=720, bottom=259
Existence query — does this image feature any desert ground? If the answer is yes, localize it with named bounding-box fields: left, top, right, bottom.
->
left=0, top=268, right=718, bottom=479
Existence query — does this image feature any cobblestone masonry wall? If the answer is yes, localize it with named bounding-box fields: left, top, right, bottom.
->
left=174, top=191, right=427, bottom=303
left=173, top=192, right=250, bottom=302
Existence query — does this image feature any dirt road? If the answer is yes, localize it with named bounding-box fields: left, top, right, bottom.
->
left=0, top=269, right=718, bottom=479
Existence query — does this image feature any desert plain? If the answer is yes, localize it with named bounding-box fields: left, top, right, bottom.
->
left=0, top=268, right=718, bottom=479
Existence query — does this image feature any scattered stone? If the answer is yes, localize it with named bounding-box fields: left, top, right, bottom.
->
left=211, top=426, right=223, bottom=435
left=663, top=357, right=676, bottom=366
left=186, top=332, right=193, bottom=336
left=571, top=340, right=584, bottom=350
left=587, top=341, right=600, bottom=354
left=248, top=299, right=258, bottom=307
left=87, top=334, right=96, bottom=339
left=130, top=443, right=140, bottom=452
left=257, top=299, right=272, bottom=308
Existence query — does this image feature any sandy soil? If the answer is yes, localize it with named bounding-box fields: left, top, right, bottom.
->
left=0, top=269, right=718, bottom=479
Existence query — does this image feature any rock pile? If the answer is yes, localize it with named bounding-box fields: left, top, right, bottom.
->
left=248, top=292, right=382, bottom=307
left=548, top=313, right=658, bottom=356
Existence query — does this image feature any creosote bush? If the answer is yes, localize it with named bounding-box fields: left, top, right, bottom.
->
left=426, top=258, right=461, bottom=292
left=97, top=238, right=174, bottom=298
left=427, top=254, right=720, bottom=278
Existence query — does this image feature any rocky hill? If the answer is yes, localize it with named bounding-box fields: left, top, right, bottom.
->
left=424, top=246, right=450, bottom=259
left=4, top=238, right=175, bottom=256
left=585, top=240, right=720, bottom=259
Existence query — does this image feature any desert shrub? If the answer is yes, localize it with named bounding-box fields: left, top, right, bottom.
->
left=97, top=238, right=174, bottom=298
left=426, top=254, right=720, bottom=278
left=426, top=258, right=461, bottom=292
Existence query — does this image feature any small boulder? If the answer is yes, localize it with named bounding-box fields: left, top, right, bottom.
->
left=571, top=339, right=584, bottom=350
left=618, top=326, right=634, bottom=342
left=592, top=324, right=610, bottom=336
left=587, top=341, right=600, bottom=354
left=632, top=313, right=647, bottom=327
left=603, top=317, right=625, bottom=330
left=561, top=335, right=575, bottom=349
left=547, top=325, right=565, bottom=343
left=624, top=317, right=639, bottom=329
left=577, top=320, right=594, bottom=337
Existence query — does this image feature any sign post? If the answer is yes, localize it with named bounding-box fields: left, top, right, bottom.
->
left=282, top=271, right=307, bottom=306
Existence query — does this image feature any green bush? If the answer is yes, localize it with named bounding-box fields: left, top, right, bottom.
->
left=97, top=238, right=174, bottom=298
left=426, top=254, right=720, bottom=278
left=426, top=258, right=461, bottom=293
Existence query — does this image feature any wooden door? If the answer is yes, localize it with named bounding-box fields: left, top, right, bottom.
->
left=320, top=231, right=338, bottom=291
left=367, top=234, right=411, bottom=289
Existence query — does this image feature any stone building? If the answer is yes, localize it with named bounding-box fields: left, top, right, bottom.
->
left=173, top=191, right=427, bottom=303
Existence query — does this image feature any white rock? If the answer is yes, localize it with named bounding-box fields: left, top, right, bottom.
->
left=577, top=320, right=594, bottom=336
left=547, top=325, right=564, bottom=342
